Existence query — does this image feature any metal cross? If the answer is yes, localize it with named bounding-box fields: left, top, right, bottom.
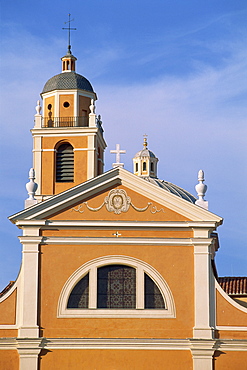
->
left=62, top=13, right=76, bottom=53
left=112, top=231, right=122, bottom=238
left=110, top=144, right=126, bottom=164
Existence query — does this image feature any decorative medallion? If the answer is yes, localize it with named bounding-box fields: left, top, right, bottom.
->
left=71, top=188, right=165, bottom=215
left=105, top=189, right=130, bottom=214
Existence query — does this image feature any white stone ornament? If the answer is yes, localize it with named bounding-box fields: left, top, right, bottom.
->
left=195, top=170, right=208, bottom=210
left=89, top=99, right=95, bottom=114
left=35, top=100, right=42, bottom=115
left=25, top=168, right=38, bottom=208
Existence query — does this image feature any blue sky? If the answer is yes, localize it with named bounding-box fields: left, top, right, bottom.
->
left=0, top=0, right=247, bottom=290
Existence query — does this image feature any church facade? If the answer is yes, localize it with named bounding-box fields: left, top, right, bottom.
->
left=0, top=48, right=246, bottom=370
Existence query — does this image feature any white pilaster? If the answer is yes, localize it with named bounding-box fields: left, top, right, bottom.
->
left=190, top=340, right=215, bottom=370
left=33, top=136, right=42, bottom=196
left=193, top=243, right=215, bottom=339
left=18, top=338, right=42, bottom=370
left=18, top=237, right=41, bottom=338
left=87, top=135, right=96, bottom=179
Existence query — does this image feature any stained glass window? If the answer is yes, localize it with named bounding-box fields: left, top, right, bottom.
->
left=97, top=265, right=136, bottom=309
left=67, top=273, right=89, bottom=308
left=145, top=273, right=165, bottom=309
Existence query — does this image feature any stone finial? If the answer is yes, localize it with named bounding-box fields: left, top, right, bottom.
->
left=25, top=168, right=38, bottom=208
left=89, top=99, right=95, bottom=114
left=35, top=100, right=42, bottom=115
left=110, top=144, right=126, bottom=168
left=195, top=170, right=208, bottom=210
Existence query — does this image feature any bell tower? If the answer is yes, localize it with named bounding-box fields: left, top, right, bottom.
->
left=31, top=49, right=106, bottom=199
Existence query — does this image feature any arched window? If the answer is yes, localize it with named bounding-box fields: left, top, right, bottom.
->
left=58, top=256, right=175, bottom=318
left=135, top=163, right=138, bottom=172
left=56, top=143, right=74, bottom=182
left=150, top=162, right=154, bottom=172
left=143, top=162, right=147, bottom=171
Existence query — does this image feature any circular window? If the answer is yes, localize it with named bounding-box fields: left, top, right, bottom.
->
left=47, top=104, right=52, bottom=110
left=63, top=102, right=70, bottom=108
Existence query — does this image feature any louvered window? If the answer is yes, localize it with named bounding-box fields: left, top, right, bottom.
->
left=56, top=143, right=74, bottom=182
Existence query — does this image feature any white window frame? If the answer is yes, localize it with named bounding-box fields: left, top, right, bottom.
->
left=57, top=255, right=176, bottom=318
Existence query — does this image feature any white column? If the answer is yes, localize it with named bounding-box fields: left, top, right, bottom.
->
left=193, top=242, right=214, bottom=339
left=18, top=237, right=42, bottom=338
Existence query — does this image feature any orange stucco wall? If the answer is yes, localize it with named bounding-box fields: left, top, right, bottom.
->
left=214, top=351, right=247, bottom=369
left=0, top=289, right=16, bottom=325
left=79, top=95, right=91, bottom=116
left=50, top=185, right=191, bottom=222
left=216, top=289, right=247, bottom=339
left=0, top=350, right=19, bottom=370
left=39, top=243, right=194, bottom=338
left=59, top=94, right=74, bottom=117
left=216, top=289, right=247, bottom=326
left=0, top=329, right=18, bottom=338
left=41, top=135, right=88, bottom=195
left=43, top=96, right=55, bottom=118
left=39, top=349, right=193, bottom=370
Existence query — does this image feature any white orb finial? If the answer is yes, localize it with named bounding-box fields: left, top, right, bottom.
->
left=195, top=169, right=208, bottom=210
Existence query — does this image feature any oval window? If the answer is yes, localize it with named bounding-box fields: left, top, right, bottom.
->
left=63, top=101, right=70, bottom=108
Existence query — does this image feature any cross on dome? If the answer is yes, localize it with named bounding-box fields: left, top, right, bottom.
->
left=110, top=144, right=126, bottom=168
left=62, top=13, right=77, bottom=55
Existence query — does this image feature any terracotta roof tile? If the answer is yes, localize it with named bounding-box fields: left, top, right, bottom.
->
left=218, top=277, right=247, bottom=295
left=0, top=281, right=15, bottom=298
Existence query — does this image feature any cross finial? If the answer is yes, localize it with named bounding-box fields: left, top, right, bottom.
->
left=62, top=13, right=76, bottom=54
left=110, top=144, right=126, bottom=168
left=143, top=134, right=148, bottom=149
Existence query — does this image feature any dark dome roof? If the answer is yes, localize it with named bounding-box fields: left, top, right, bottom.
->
left=143, top=177, right=196, bottom=203
left=42, top=72, right=94, bottom=94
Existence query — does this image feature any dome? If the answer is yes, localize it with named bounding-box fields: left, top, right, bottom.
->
left=134, top=148, right=156, bottom=158
left=142, top=177, right=197, bottom=203
left=42, top=72, right=94, bottom=94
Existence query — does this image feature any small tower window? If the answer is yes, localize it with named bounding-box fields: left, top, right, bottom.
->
left=151, top=162, right=154, bottom=172
left=143, top=162, right=147, bottom=171
left=135, top=163, right=138, bottom=172
left=56, top=143, right=74, bottom=182
left=47, top=104, right=52, bottom=110
left=63, top=101, right=70, bottom=108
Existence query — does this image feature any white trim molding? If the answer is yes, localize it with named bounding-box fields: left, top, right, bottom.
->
left=215, top=280, right=247, bottom=314
left=57, top=255, right=176, bottom=319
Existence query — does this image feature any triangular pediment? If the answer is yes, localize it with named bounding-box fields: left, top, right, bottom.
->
left=9, top=168, right=222, bottom=225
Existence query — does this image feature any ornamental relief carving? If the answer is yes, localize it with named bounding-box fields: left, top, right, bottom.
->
left=71, top=189, right=165, bottom=215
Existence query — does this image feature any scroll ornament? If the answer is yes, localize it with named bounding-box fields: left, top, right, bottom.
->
left=72, top=189, right=165, bottom=215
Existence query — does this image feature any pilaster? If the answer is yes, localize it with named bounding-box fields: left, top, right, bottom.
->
left=190, top=340, right=216, bottom=370
left=17, top=338, right=42, bottom=370
left=193, top=241, right=215, bottom=339
left=18, top=236, right=42, bottom=338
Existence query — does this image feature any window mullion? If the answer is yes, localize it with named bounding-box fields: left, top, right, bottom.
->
left=89, top=266, right=97, bottom=309
left=136, top=267, right=144, bottom=309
